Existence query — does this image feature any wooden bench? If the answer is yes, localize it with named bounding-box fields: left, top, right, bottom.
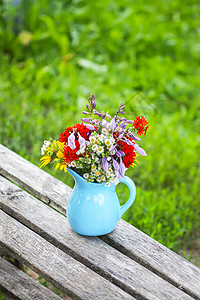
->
left=0, top=143, right=200, bottom=300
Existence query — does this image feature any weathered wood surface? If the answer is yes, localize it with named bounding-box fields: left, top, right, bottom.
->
left=0, top=144, right=200, bottom=299
left=0, top=256, right=62, bottom=300
left=0, top=176, right=195, bottom=300
left=0, top=144, right=71, bottom=212
left=0, top=210, right=134, bottom=300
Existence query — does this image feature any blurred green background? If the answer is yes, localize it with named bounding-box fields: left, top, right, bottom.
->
left=0, top=0, right=200, bottom=258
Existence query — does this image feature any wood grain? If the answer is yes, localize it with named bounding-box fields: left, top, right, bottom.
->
left=0, top=210, right=134, bottom=300
left=0, top=176, right=195, bottom=300
left=1, top=144, right=200, bottom=299
left=0, top=144, right=71, bottom=213
left=0, top=257, right=62, bottom=300
left=100, top=221, right=200, bottom=300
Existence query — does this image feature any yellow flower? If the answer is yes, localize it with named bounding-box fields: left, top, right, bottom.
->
left=40, top=156, right=52, bottom=168
left=55, top=162, right=67, bottom=172
left=46, top=139, right=64, bottom=153
left=57, top=141, right=65, bottom=151
left=130, top=155, right=139, bottom=168
left=57, top=150, right=64, bottom=159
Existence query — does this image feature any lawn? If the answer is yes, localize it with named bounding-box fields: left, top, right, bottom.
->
left=0, top=0, right=200, bottom=255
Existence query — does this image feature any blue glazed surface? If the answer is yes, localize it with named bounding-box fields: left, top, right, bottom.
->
left=67, top=169, right=136, bottom=236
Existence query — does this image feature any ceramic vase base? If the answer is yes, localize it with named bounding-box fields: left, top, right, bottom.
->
left=68, top=220, right=118, bottom=236
left=71, top=228, right=115, bottom=237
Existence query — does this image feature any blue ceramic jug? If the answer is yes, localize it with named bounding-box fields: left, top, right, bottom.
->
left=67, top=169, right=136, bottom=236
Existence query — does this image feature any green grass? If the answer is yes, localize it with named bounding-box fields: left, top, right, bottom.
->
left=0, top=291, right=6, bottom=300
left=0, top=0, right=200, bottom=253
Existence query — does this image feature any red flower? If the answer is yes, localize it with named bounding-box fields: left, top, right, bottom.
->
left=133, top=116, right=149, bottom=135
left=117, top=139, right=137, bottom=168
left=59, top=123, right=91, bottom=143
left=60, top=123, right=94, bottom=164
left=63, top=140, right=80, bottom=163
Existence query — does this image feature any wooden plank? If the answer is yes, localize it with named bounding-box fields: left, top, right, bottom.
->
left=100, top=222, right=200, bottom=300
left=1, top=144, right=199, bottom=299
left=0, top=144, right=70, bottom=213
left=0, top=177, right=194, bottom=300
left=0, top=210, right=134, bottom=300
left=0, top=257, right=62, bottom=300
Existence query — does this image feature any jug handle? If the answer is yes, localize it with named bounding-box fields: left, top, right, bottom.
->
left=119, top=176, right=136, bottom=218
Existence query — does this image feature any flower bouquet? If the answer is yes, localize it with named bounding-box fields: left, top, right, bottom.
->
left=40, top=93, right=148, bottom=185
left=40, top=94, right=148, bottom=236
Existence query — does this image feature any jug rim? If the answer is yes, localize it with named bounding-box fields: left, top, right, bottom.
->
left=67, top=168, right=115, bottom=187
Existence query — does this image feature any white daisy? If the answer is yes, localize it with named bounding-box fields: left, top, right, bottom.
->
left=89, top=136, right=96, bottom=143
left=102, top=128, right=107, bottom=134
left=92, top=144, right=98, bottom=151
left=105, top=139, right=112, bottom=147
left=41, top=140, right=50, bottom=155
left=91, top=165, right=96, bottom=171
left=83, top=173, right=89, bottom=179
left=71, top=161, right=76, bottom=167
left=95, top=170, right=100, bottom=177
left=97, top=146, right=104, bottom=154
left=106, top=171, right=111, bottom=177
left=101, top=175, right=106, bottom=181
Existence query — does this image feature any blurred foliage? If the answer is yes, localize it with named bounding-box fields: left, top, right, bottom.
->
left=0, top=290, right=6, bottom=300
left=0, top=0, right=200, bottom=252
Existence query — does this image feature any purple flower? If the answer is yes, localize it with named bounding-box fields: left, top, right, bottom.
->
left=118, top=132, right=124, bottom=139
left=119, top=102, right=124, bottom=107
left=102, top=155, right=108, bottom=172
left=122, top=138, right=135, bottom=146
left=85, top=124, right=95, bottom=130
left=92, top=100, right=96, bottom=108
left=82, top=111, right=91, bottom=115
left=116, top=150, right=125, bottom=157
left=68, top=132, right=76, bottom=150
left=110, top=117, right=116, bottom=131
left=112, top=158, right=119, bottom=171
left=119, top=157, right=125, bottom=178
left=109, top=145, right=116, bottom=152
left=86, top=104, right=90, bottom=110
left=81, top=118, right=92, bottom=123
left=92, top=119, right=101, bottom=126
left=133, top=143, right=147, bottom=156
left=93, top=110, right=103, bottom=117
left=78, top=133, right=86, bottom=148
left=106, top=112, right=111, bottom=119
left=126, top=120, right=133, bottom=124
left=90, top=93, right=95, bottom=100
left=120, top=120, right=125, bottom=128
left=128, top=131, right=141, bottom=141
left=102, top=119, right=109, bottom=128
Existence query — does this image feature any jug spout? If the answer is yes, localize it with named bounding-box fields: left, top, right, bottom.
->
left=67, top=168, right=86, bottom=185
